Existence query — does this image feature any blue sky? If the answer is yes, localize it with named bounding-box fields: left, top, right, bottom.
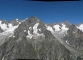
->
left=0, top=0, right=83, bottom=24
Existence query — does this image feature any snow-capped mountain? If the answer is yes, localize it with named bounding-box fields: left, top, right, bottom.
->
left=0, top=19, right=21, bottom=34
left=0, top=17, right=83, bottom=38
left=0, top=19, right=21, bottom=46
left=0, top=17, right=83, bottom=60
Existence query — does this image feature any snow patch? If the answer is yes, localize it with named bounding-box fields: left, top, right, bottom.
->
left=9, top=34, right=13, bottom=37
left=22, top=18, right=28, bottom=22
left=0, top=21, right=19, bottom=34
left=61, top=24, right=69, bottom=31
left=29, top=27, right=32, bottom=30
left=1, top=23, right=7, bottom=31
left=8, top=23, right=13, bottom=28
left=38, top=28, right=41, bottom=31
left=6, top=25, right=18, bottom=32
left=24, top=30, right=26, bottom=32
left=66, top=40, right=69, bottom=45
left=26, top=30, right=33, bottom=39
left=0, top=24, right=19, bottom=35
left=0, top=21, right=1, bottom=23
left=33, top=23, right=39, bottom=35
left=46, top=26, right=54, bottom=33
left=77, top=24, right=83, bottom=32
left=2, top=56, right=4, bottom=60
left=53, top=25, right=60, bottom=31
left=13, top=35, right=15, bottom=38
left=26, top=23, right=44, bottom=39
left=0, top=21, right=8, bottom=31
left=16, top=18, right=18, bottom=21
left=25, top=18, right=28, bottom=20
left=19, top=22, right=21, bottom=24
left=22, top=20, right=26, bottom=22
left=60, top=23, right=69, bottom=34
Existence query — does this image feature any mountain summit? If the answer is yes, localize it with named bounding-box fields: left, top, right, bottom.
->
left=0, top=17, right=83, bottom=60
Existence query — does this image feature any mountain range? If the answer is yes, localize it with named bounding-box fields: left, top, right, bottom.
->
left=0, top=16, right=83, bottom=60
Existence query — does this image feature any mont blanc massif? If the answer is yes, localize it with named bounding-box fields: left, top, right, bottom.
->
left=0, top=17, right=83, bottom=60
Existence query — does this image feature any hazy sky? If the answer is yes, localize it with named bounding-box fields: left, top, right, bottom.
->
left=0, top=0, right=83, bottom=24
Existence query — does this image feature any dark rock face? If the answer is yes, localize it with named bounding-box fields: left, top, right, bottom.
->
left=1, top=20, right=8, bottom=25
left=10, top=19, right=21, bottom=26
left=64, top=24, right=83, bottom=51
left=0, top=17, right=83, bottom=60
left=63, top=21, right=71, bottom=28
left=0, top=31, right=73, bottom=60
left=0, top=27, right=3, bottom=33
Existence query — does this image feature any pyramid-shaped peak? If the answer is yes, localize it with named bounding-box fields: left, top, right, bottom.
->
left=68, top=24, right=77, bottom=30
left=31, top=16, right=38, bottom=19
left=10, top=19, right=21, bottom=26
left=24, top=16, right=43, bottom=24
left=1, top=20, right=7, bottom=23
left=64, top=20, right=70, bottom=24
left=13, top=17, right=46, bottom=38
left=69, top=24, right=76, bottom=28
left=28, top=16, right=39, bottom=21
left=67, top=24, right=78, bottom=33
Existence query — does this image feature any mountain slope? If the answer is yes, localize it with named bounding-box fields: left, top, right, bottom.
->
left=0, top=17, right=83, bottom=60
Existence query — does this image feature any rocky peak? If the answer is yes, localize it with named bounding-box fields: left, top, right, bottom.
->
left=10, top=19, right=21, bottom=26
left=67, top=24, right=77, bottom=34
left=0, top=20, right=8, bottom=26
left=63, top=21, right=71, bottom=27
left=1, top=20, right=8, bottom=24
left=57, top=21, right=70, bottom=28
left=64, top=24, right=83, bottom=51
left=14, top=17, right=46, bottom=39
left=67, top=24, right=83, bottom=37
left=23, top=16, right=42, bottom=24
left=0, top=17, right=83, bottom=60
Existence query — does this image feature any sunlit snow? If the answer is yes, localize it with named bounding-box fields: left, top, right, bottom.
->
left=16, top=18, right=18, bottom=21
left=60, top=24, right=69, bottom=34
left=33, top=23, right=39, bottom=35
left=46, top=26, right=54, bottom=32
left=13, top=35, right=15, bottom=38
left=0, top=22, right=19, bottom=35
left=66, top=40, right=69, bottom=45
left=26, top=23, right=44, bottom=39
left=38, top=28, right=41, bottom=31
left=53, top=25, right=60, bottom=31
left=61, top=24, right=69, bottom=31
left=29, top=27, right=32, bottom=30
left=77, top=24, right=83, bottom=32
left=24, top=30, right=26, bottom=32
left=26, top=30, right=33, bottom=39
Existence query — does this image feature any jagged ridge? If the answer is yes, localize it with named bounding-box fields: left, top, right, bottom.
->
left=0, top=17, right=83, bottom=60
